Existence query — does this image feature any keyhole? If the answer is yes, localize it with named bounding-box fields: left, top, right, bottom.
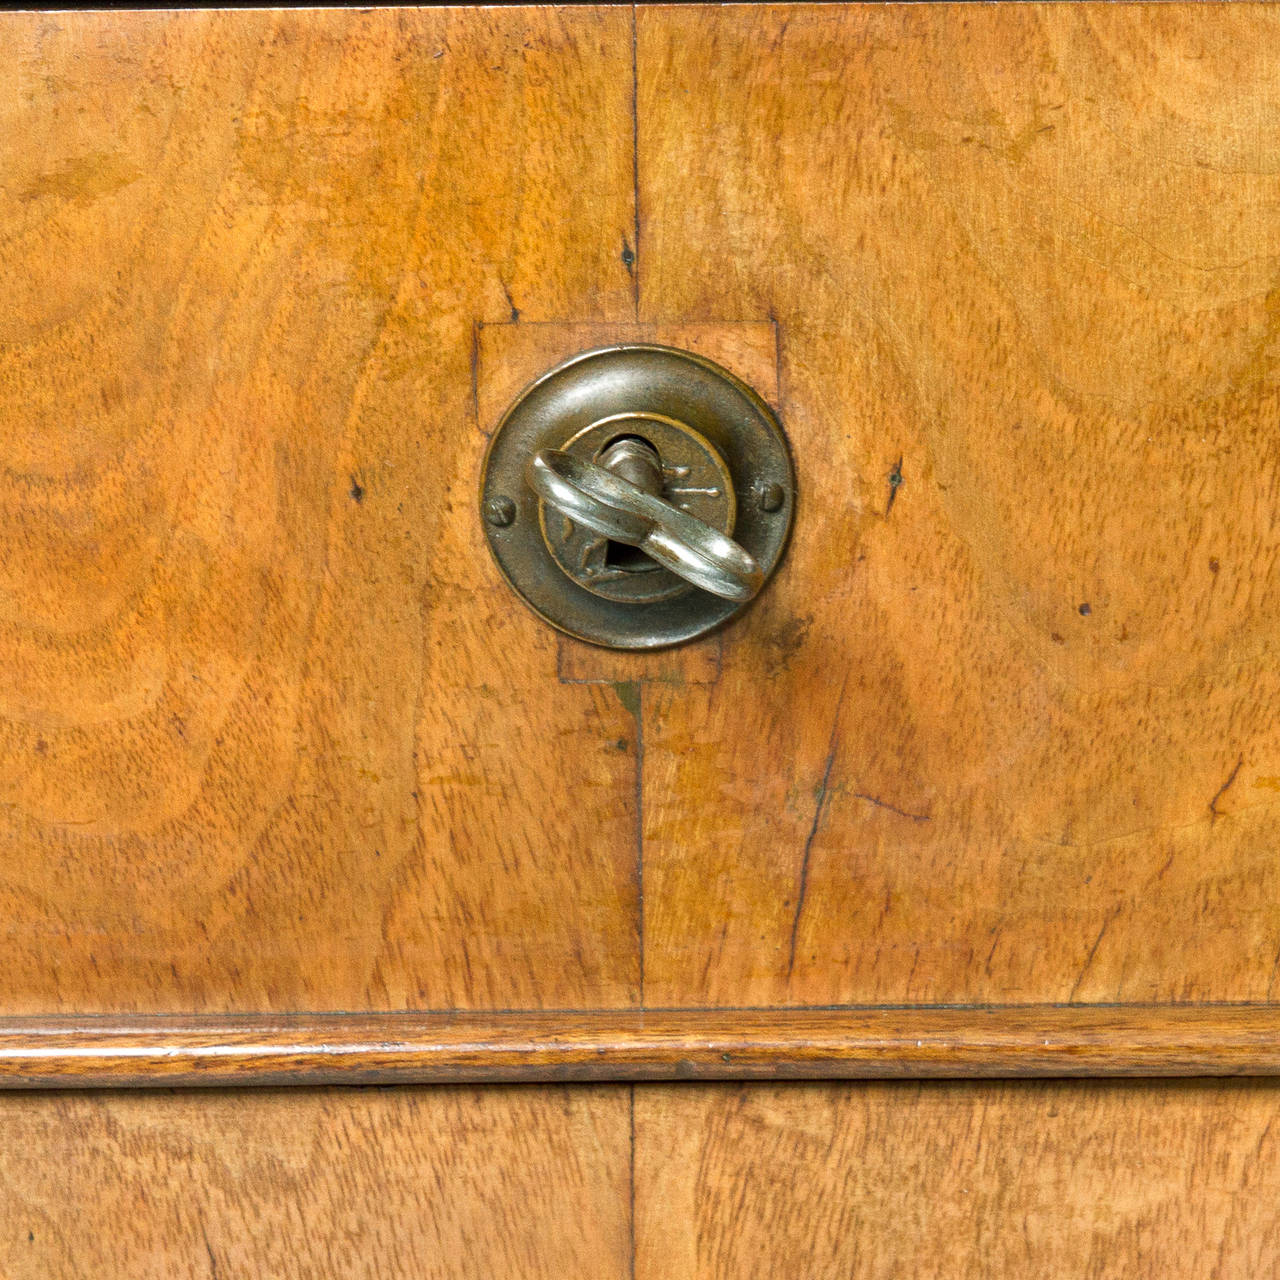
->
left=598, top=435, right=665, bottom=574
left=603, top=540, right=654, bottom=572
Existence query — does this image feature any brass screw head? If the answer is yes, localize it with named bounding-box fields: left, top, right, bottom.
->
left=484, top=495, right=517, bottom=527
left=756, top=481, right=786, bottom=512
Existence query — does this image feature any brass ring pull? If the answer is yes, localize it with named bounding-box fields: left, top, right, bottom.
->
left=527, top=445, right=764, bottom=602
left=482, top=344, right=793, bottom=648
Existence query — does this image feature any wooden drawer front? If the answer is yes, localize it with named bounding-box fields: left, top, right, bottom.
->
left=3, top=4, right=1279, bottom=1078
left=3, top=1081, right=1279, bottom=1278
left=0, top=1086, right=632, bottom=1279
left=637, top=1081, right=1280, bottom=1279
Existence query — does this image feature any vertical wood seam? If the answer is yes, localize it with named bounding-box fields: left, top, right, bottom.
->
left=628, top=1084, right=638, bottom=1280
left=630, top=2, right=641, bottom=322
left=631, top=1, right=646, bottom=1010
left=636, top=684, right=646, bottom=1005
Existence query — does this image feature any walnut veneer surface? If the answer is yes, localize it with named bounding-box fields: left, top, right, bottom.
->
left=3, top=1081, right=1280, bottom=1278
left=1, top=4, right=1278, bottom=1070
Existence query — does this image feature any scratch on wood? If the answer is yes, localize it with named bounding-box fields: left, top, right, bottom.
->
left=1209, top=754, right=1244, bottom=821
left=1067, top=904, right=1122, bottom=1002
left=202, top=1228, right=219, bottom=1279
left=499, top=278, right=520, bottom=323
left=786, top=677, right=848, bottom=981
left=852, top=791, right=930, bottom=823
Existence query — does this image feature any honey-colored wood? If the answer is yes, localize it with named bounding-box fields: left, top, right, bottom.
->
left=637, top=2, right=1280, bottom=1008
left=0, top=7, right=641, bottom=1014
left=6, top=1077, right=1280, bottom=1279
left=0, top=1085, right=632, bottom=1279
left=635, top=1080, right=1280, bottom=1278
left=4, top=1006, right=1280, bottom=1088
left=5, top=3, right=1280, bottom=1078
left=9, top=10, right=1280, bottom=1275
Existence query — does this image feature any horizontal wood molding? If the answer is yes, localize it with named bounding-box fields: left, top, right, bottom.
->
left=2, top=1007, right=1279, bottom=1088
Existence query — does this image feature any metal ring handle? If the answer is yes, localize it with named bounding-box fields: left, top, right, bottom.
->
left=527, top=449, right=764, bottom=602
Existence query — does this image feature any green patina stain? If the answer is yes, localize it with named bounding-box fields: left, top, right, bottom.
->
left=19, top=151, right=143, bottom=206
left=612, top=681, right=641, bottom=720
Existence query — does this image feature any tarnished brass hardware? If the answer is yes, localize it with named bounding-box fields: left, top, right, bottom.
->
left=597, top=437, right=664, bottom=494
left=480, top=345, right=793, bottom=650
left=528, top=448, right=764, bottom=602
left=540, top=410, right=738, bottom=607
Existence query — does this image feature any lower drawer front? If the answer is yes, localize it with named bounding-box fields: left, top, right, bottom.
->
left=638, top=1081, right=1280, bottom=1279
left=3, top=1081, right=1278, bottom=1278
left=0, top=1086, right=632, bottom=1279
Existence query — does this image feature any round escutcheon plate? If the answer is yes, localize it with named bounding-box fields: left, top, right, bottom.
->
left=480, top=344, right=794, bottom=650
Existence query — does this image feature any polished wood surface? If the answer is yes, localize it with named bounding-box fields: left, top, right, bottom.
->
left=0, top=1085, right=632, bottom=1279
left=0, top=7, right=640, bottom=1015
left=3, top=3, right=1280, bottom=1076
left=635, top=1080, right=1280, bottom=1278
left=636, top=2, right=1280, bottom=1008
left=11, top=9, right=1278, bottom=1276
left=3, top=1080, right=1278, bottom=1278
left=6, top=1006, right=1280, bottom=1087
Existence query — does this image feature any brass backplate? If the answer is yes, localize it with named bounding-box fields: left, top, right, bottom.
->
left=480, top=344, right=794, bottom=649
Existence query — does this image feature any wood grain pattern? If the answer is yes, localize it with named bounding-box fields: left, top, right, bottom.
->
left=635, top=1079, right=1280, bottom=1279
left=0, top=1085, right=631, bottom=1279
left=6, top=1078, right=1280, bottom=1279
left=0, top=7, right=640, bottom=1014
left=637, top=2, right=1280, bottom=1008
left=6, top=3, right=1280, bottom=1075
left=4, top=1006, right=1280, bottom=1087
